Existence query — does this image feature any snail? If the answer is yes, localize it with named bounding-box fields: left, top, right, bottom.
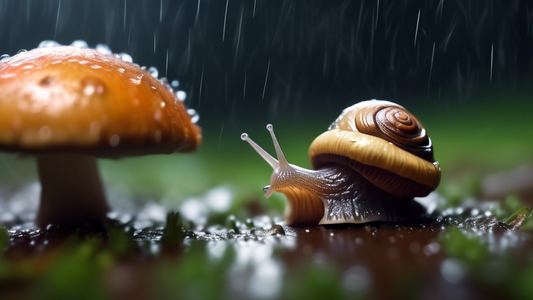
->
left=241, top=100, right=441, bottom=225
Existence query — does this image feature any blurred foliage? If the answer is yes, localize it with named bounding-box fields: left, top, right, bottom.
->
left=439, top=225, right=533, bottom=300
left=161, top=211, right=186, bottom=249
left=283, top=261, right=348, bottom=300
left=31, top=238, right=111, bottom=300
left=156, top=241, right=235, bottom=300
left=440, top=227, right=490, bottom=267
left=439, top=173, right=482, bottom=208
left=0, top=226, right=7, bottom=251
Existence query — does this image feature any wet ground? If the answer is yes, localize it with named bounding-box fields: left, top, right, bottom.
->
left=1, top=183, right=532, bottom=300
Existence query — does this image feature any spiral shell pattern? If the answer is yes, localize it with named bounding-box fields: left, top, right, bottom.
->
left=330, top=100, right=434, bottom=162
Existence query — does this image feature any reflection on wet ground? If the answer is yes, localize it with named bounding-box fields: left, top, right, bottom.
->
left=1, top=183, right=532, bottom=300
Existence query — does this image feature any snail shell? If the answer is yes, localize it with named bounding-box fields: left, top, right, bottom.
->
left=310, top=100, right=440, bottom=198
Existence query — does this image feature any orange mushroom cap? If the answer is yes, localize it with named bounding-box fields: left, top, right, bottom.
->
left=0, top=46, right=201, bottom=156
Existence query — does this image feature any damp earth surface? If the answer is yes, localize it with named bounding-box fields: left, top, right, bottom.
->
left=1, top=179, right=532, bottom=300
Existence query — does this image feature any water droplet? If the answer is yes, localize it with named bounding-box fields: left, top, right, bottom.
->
left=342, top=266, right=373, bottom=293
left=241, top=133, right=248, bottom=140
left=151, top=86, right=157, bottom=90
left=90, top=65, right=102, bottom=69
left=0, top=54, right=10, bottom=62
left=171, top=80, right=179, bottom=88
left=423, top=242, right=441, bottom=256
left=22, top=65, right=34, bottom=70
left=160, top=102, right=165, bottom=108
left=51, top=59, right=62, bottom=64
left=433, top=161, right=440, bottom=166
left=38, top=40, right=61, bottom=48
left=117, top=53, right=133, bottom=63
left=110, top=135, right=120, bottom=147
left=176, top=90, right=186, bottom=101
left=70, top=40, right=89, bottom=48
left=117, top=68, right=125, bottom=73
left=440, top=258, right=467, bottom=284
left=148, top=66, right=159, bottom=78
left=95, top=44, right=112, bottom=55
left=78, top=60, right=89, bottom=65
left=187, top=109, right=199, bottom=123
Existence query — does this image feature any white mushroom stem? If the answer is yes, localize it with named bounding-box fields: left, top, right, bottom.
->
left=36, top=154, right=109, bottom=227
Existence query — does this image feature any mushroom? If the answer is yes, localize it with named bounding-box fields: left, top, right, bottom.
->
left=0, top=45, right=201, bottom=227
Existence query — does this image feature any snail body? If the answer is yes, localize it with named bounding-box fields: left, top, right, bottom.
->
left=241, top=100, right=441, bottom=225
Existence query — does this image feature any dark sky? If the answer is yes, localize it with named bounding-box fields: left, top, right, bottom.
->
left=1, top=0, right=532, bottom=124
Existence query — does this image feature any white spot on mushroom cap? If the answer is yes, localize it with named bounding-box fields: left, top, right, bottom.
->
left=129, top=78, right=141, bottom=85
left=90, top=121, right=101, bottom=136
left=38, top=126, right=52, bottom=141
left=154, top=110, right=162, bottom=120
left=110, top=135, right=120, bottom=147
left=83, top=85, right=96, bottom=96
left=154, top=130, right=162, bottom=144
